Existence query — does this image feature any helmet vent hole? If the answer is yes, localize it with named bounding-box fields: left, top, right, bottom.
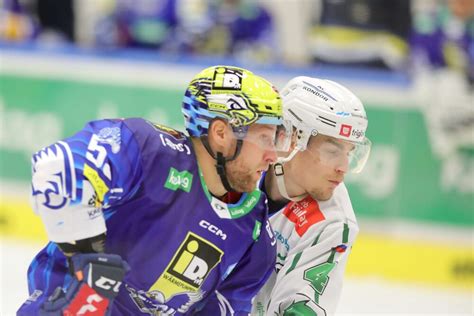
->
left=297, top=129, right=303, bottom=139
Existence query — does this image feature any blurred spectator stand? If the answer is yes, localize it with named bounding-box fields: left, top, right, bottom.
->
left=94, top=0, right=276, bottom=64
left=308, top=0, right=412, bottom=71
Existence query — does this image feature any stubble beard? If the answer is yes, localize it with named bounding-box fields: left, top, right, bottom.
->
left=226, top=159, right=258, bottom=192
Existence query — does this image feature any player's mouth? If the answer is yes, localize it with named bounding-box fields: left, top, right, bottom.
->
left=328, top=180, right=341, bottom=188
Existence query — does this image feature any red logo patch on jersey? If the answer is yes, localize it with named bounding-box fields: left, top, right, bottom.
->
left=339, top=124, right=352, bottom=137
left=283, top=196, right=325, bottom=237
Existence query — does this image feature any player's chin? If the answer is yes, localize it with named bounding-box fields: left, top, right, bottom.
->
left=324, top=188, right=336, bottom=200
left=312, top=188, right=334, bottom=201
left=234, top=177, right=258, bottom=193
left=245, top=179, right=259, bottom=192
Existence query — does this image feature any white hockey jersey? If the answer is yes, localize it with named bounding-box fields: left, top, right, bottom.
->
left=252, top=183, right=359, bottom=315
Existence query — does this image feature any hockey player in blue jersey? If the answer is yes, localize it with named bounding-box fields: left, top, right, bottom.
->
left=17, top=65, right=292, bottom=315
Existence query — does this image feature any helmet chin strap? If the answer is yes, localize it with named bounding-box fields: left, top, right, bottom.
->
left=273, top=146, right=306, bottom=202
left=200, top=135, right=243, bottom=193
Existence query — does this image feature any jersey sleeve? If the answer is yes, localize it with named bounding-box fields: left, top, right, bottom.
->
left=30, top=119, right=143, bottom=243
left=17, top=243, right=70, bottom=316
left=195, top=219, right=276, bottom=316
left=265, top=221, right=358, bottom=315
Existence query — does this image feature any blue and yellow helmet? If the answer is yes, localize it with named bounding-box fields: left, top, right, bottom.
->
left=182, top=66, right=283, bottom=137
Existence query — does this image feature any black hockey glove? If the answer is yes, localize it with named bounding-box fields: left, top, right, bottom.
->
left=39, top=253, right=129, bottom=316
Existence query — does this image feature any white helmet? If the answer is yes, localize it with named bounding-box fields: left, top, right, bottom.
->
left=274, top=76, right=371, bottom=200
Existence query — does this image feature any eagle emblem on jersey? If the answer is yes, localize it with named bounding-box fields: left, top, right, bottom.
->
left=127, top=284, right=204, bottom=315
left=97, top=127, right=121, bottom=154
left=31, top=141, right=76, bottom=209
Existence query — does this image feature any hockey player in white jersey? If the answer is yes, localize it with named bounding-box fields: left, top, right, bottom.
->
left=253, top=77, right=371, bottom=315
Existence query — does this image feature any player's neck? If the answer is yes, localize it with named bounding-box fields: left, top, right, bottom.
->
left=264, top=169, right=285, bottom=202
left=191, top=137, right=228, bottom=198
left=266, top=164, right=306, bottom=201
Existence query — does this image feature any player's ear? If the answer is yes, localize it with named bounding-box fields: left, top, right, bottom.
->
left=208, top=119, right=233, bottom=153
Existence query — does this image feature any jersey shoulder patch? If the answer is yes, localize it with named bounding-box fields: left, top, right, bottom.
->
left=283, top=196, right=325, bottom=237
left=123, top=118, right=192, bottom=157
left=150, top=123, right=187, bottom=140
left=147, top=121, right=191, bottom=156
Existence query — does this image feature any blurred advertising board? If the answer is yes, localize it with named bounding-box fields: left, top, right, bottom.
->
left=1, top=46, right=472, bottom=227
left=1, top=45, right=472, bottom=289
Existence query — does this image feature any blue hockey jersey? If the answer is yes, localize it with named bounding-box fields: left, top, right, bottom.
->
left=18, top=118, right=276, bottom=315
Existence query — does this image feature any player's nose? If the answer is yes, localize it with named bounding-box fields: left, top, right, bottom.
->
left=263, top=147, right=278, bottom=164
left=335, top=156, right=349, bottom=174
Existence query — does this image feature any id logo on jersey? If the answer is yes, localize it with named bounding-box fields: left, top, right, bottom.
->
left=149, top=232, right=223, bottom=300
left=168, top=233, right=222, bottom=286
